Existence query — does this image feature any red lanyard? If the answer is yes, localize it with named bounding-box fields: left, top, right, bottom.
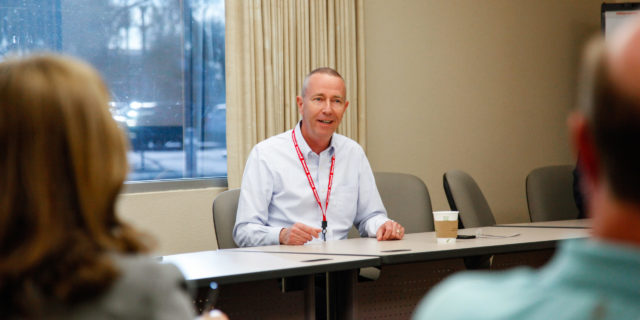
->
left=292, top=129, right=335, bottom=223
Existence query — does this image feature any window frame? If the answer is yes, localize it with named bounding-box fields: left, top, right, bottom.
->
left=123, top=177, right=227, bottom=193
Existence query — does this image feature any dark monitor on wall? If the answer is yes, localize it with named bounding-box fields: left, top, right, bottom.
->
left=602, top=2, right=640, bottom=36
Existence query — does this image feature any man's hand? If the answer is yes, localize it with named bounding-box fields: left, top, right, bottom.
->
left=376, top=220, right=405, bottom=241
left=279, top=222, right=322, bottom=245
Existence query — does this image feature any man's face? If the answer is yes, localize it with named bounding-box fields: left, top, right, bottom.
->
left=296, top=73, right=349, bottom=146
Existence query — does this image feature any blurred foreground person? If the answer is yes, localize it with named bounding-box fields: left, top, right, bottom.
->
left=413, top=19, right=640, bottom=320
left=0, top=54, right=225, bottom=319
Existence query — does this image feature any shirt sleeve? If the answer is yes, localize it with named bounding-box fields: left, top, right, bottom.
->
left=353, top=149, right=390, bottom=237
left=233, top=146, right=283, bottom=247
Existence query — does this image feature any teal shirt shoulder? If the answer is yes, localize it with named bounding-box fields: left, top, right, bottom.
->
left=413, top=239, right=640, bottom=320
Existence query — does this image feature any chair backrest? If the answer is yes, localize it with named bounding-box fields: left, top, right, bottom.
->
left=443, top=170, right=496, bottom=228
left=526, top=165, right=579, bottom=222
left=212, top=188, right=241, bottom=249
left=349, top=172, right=433, bottom=238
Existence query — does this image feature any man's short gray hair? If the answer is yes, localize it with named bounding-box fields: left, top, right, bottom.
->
left=301, top=67, right=345, bottom=97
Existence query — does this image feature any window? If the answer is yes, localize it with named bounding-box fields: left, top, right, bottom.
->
left=0, top=0, right=226, bottom=184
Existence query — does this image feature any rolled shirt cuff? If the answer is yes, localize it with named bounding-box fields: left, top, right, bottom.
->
left=366, top=215, right=392, bottom=238
left=268, top=227, right=283, bottom=245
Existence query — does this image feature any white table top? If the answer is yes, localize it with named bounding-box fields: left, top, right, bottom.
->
left=161, top=250, right=379, bottom=286
left=230, top=225, right=589, bottom=264
left=495, top=219, right=591, bottom=229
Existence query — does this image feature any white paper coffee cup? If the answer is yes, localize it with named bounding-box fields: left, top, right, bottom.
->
left=433, top=211, right=459, bottom=244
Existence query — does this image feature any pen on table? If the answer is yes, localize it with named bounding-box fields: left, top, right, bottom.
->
left=202, top=281, right=219, bottom=313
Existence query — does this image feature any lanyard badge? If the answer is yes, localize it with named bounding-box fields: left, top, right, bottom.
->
left=292, top=130, right=334, bottom=241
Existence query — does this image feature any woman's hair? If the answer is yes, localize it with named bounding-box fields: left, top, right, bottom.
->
left=0, top=54, right=150, bottom=317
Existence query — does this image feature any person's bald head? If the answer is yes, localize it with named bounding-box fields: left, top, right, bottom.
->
left=574, top=17, right=640, bottom=203
left=607, top=18, right=640, bottom=102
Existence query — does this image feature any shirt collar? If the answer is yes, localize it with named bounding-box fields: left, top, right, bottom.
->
left=294, top=120, right=336, bottom=156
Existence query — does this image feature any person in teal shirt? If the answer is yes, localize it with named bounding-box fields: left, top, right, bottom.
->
left=414, top=17, right=640, bottom=320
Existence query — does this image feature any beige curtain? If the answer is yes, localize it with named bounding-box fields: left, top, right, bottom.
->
left=225, top=0, right=366, bottom=188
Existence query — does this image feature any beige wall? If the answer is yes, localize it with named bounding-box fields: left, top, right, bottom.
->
left=117, top=187, right=225, bottom=255
left=119, top=0, right=602, bottom=255
left=364, top=0, right=601, bottom=223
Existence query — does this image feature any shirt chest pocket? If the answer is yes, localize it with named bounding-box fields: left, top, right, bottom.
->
left=327, top=185, right=358, bottom=226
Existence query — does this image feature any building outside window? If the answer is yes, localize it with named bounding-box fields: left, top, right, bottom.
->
left=0, top=0, right=226, bottom=182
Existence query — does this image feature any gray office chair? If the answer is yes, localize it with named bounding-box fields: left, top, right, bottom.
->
left=526, top=165, right=579, bottom=222
left=443, top=170, right=496, bottom=269
left=443, top=170, right=496, bottom=228
left=348, top=172, right=433, bottom=238
left=212, top=188, right=241, bottom=249
left=350, top=172, right=433, bottom=280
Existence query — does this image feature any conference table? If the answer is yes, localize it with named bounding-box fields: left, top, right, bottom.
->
left=228, top=223, right=589, bottom=318
left=494, top=218, right=591, bottom=229
left=230, top=223, right=589, bottom=263
left=163, top=220, right=590, bottom=319
left=162, top=249, right=379, bottom=319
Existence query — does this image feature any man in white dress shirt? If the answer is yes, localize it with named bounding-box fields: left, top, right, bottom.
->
left=234, top=67, right=405, bottom=247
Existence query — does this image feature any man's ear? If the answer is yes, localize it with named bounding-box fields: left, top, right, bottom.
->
left=568, top=112, right=600, bottom=187
left=296, top=96, right=304, bottom=114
